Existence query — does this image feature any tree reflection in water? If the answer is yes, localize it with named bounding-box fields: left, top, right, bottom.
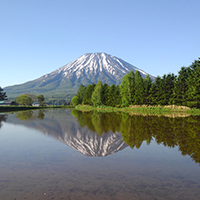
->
left=0, top=113, right=7, bottom=128
left=15, top=110, right=45, bottom=121
left=72, top=110, right=200, bottom=164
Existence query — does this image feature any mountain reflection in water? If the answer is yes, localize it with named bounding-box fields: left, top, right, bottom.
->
left=2, top=109, right=200, bottom=163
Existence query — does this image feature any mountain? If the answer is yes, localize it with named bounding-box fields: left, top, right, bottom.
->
left=4, top=52, right=155, bottom=98
left=5, top=109, right=128, bottom=157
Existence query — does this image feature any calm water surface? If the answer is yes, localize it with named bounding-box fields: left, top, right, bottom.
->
left=0, top=109, right=200, bottom=200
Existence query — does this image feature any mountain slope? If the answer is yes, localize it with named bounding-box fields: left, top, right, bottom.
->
left=4, top=53, right=155, bottom=98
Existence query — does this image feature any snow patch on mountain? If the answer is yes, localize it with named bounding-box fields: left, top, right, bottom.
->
left=47, top=52, right=153, bottom=81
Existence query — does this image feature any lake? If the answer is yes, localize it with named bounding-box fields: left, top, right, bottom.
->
left=0, top=109, right=200, bottom=200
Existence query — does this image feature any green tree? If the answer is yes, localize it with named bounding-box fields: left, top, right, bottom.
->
left=115, top=85, right=121, bottom=107
left=186, top=58, right=200, bottom=108
left=71, top=95, right=80, bottom=106
left=134, top=71, right=144, bottom=105
left=143, top=75, right=152, bottom=105
left=148, top=74, right=175, bottom=105
left=92, top=81, right=103, bottom=106
left=120, top=70, right=135, bottom=107
left=77, top=85, right=86, bottom=104
left=160, top=73, right=175, bottom=105
left=37, top=94, right=45, bottom=106
left=106, top=84, right=119, bottom=107
left=173, top=67, right=190, bottom=106
left=101, top=83, right=110, bottom=106
left=83, top=83, right=96, bottom=105
left=0, top=87, right=7, bottom=101
left=16, top=94, right=33, bottom=106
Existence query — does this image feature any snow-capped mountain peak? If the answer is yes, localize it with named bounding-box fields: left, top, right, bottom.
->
left=5, top=52, right=155, bottom=97
left=49, top=52, right=151, bottom=80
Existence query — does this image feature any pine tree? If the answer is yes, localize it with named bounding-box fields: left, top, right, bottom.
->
left=83, top=83, right=96, bottom=105
left=143, top=75, right=152, bottom=105
left=101, top=83, right=110, bottom=106
left=107, top=84, right=117, bottom=107
left=173, top=67, right=190, bottom=106
left=77, top=85, right=86, bottom=104
left=0, top=87, right=7, bottom=101
left=134, top=71, right=144, bottom=105
left=160, top=73, right=175, bottom=105
left=186, top=58, right=200, bottom=108
left=148, top=76, right=162, bottom=105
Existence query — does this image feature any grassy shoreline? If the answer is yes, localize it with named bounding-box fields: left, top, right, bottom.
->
left=75, top=105, right=200, bottom=117
left=1, top=104, right=200, bottom=117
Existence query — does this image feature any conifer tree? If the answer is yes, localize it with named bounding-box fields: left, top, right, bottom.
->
left=77, top=84, right=86, bottom=104
left=83, top=83, right=96, bottom=105
left=0, top=87, right=7, bottom=101
left=173, top=67, right=190, bottom=106
left=101, top=83, right=110, bottom=106
left=107, top=84, right=117, bottom=107
left=143, top=75, right=152, bottom=105
left=115, top=85, right=121, bottom=107
left=160, top=73, right=175, bottom=105
left=186, top=58, right=200, bottom=108
left=148, top=76, right=162, bottom=105
left=134, top=71, right=144, bottom=105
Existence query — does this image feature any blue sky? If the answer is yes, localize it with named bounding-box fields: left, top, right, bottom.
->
left=1, top=0, right=200, bottom=88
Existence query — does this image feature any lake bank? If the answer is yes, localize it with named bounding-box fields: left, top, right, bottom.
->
left=75, top=105, right=200, bottom=117
left=0, top=105, right=74, bottom=113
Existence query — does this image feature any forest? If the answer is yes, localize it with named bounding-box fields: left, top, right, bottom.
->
left=72, top=58, right=200, bottom=108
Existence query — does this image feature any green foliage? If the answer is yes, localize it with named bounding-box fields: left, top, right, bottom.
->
left=173, top=67, right=190, bottom=106
left=186, top=58, right=200, bottom=108
left=71, top=95, right=80, bottom=106
left=37, top=94, right=45, bottom=106
left=148, top=74, right=175, bottom=106
left=91, top=81, right=102, bottom=106
left=72, top=57, right=200, bottom=109
left=0, top=87, right=7, bottom=101
left=120, top=70, right=135, bottom=107
left=83, top=84, right=96, bottom=105
left=143, top=75, right=152, bottom=105
left=25, top=93, right=38, bottom=102
left=133, top=71, right=144, bottom=105
left=101, top=83, right=110, bottom=105
left=16, top=94, right=33, bottom=106
left=77, top=85, right=86, bottom=104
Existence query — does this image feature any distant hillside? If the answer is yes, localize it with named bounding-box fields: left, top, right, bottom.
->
left=4, top=53, right=155, bottom=98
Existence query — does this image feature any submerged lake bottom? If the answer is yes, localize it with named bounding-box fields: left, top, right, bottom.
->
left=0, top=109, right=200, bottom=200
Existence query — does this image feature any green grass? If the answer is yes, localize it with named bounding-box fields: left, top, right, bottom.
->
left=75, top=105, right=200, bottom=116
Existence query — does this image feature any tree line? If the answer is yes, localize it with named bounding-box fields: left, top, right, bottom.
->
left=72, top=58, right=200, bottom=108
